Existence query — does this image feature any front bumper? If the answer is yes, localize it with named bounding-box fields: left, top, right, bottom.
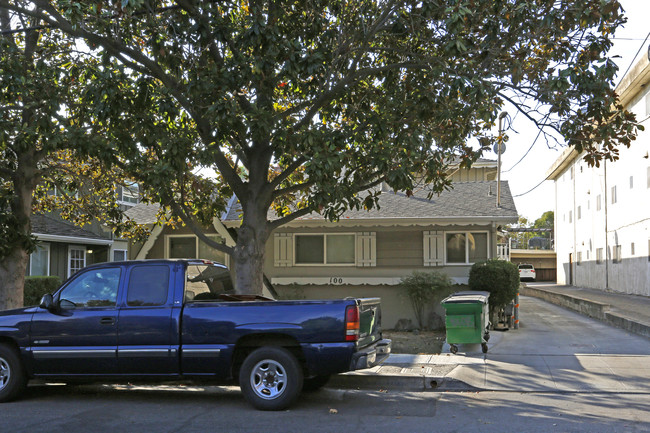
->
left=350, top=338, right=392, bottom=371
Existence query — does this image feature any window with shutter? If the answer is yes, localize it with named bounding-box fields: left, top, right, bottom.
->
left=356, top=232, right=376, bottom=267
left=274, top=233, right=293, bottom=267
left=423, top=231, right=444, bottom=266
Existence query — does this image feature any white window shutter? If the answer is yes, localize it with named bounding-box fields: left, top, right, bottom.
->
left=423, top=231, right=444, bottom=266
left=274, top=233, right=293, bottom=267
left=356, top=232, right=376, bottom=267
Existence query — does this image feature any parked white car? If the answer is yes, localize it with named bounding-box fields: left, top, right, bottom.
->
left=518, top=264, right=536, bottom=281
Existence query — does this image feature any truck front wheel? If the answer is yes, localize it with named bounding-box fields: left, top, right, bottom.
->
left=0, top=343, right=27, bottom=403
left=239, top=347, right=303, bottom=411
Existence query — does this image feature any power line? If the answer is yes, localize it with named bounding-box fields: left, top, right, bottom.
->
left=513, top=177, right=547, bottom=198
left=619, top=30, right=650, bottom=82
left=502, top=125, right=542, bottom=173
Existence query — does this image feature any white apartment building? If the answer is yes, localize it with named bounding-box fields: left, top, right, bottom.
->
left=546, top=54, right=650, bottom=296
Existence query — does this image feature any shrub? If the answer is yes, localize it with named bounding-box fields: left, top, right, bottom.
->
left=400, top=271, right=453, bottom=329
left=24, top=276, right=62, bottom=307
left=468, top=259, right=519, bottom=316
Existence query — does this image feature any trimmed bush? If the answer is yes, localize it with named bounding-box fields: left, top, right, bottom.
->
left=400, top=271, right=453, bottom=330
left=468, top=259, right=519, bottom=316
left=24, top=276, right=62, bottom=307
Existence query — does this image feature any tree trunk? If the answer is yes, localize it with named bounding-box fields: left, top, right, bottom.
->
left=0, top=153, right=37, bottom=310
left=0, top=248, right=28, bottom=310
left=232, top=204, right=269, bottom=296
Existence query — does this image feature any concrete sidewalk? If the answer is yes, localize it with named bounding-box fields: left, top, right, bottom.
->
left=521, top=283, right=650, bottom=339
left=331, top=291, right=650, bottom=393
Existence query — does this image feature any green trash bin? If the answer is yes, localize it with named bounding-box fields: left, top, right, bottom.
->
left=441, top=291, right=490, bottom=354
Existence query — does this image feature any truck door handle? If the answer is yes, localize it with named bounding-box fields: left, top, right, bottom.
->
left=100, top=317, right=115, bottom=325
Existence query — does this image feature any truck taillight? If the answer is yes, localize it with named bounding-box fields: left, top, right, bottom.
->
left=345, top=305, right=360, bottom=342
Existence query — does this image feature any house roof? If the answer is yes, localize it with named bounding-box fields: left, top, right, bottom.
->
left=31, top=213, right=113, bottom=245
left=223, top=180, right=518, bottom=227
left=124, top=202, right=162, bottom=225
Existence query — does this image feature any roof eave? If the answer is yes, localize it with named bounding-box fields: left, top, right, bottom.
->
left=223, top=215, right=518, bottom=229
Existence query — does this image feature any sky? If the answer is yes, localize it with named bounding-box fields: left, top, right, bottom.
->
left=492, top=0, right=650, bottom=223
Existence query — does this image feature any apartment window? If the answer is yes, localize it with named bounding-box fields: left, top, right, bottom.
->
left=117, top=182, right=139, bottom=205
left=613, top=245, right=622, bottom=263
left=596, top=248, right=604, bottom=264
left=570, top=166, right=574, bottom=179
left=167, top=235, right=227, bottom=265
left=577, top=206, right=581, bottom=220
left=113, top=249, right=127, bottom=261
left=611, top=186, right=617, bottom=204
left=630, top=176, right=634, bottom=189
left=294, top=234, right=355, bottom=265
left=596, top=195, right=601, bottom=211
left=68, top=246, right=86, bottom=277
left=631, top=243, right=635, bottom=256
left=569, top=211, right=572, bottom=223
left=446, top=232, right=488, bottom=264
left=30, top=243, right=50, bottom=276
left=577, top=252, right=582, bottom=265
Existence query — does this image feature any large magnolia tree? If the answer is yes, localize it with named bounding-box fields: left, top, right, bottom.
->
left=2, top=0, right=642, bottom=296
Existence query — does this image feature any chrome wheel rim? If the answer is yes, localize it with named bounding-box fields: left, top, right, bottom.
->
left=250, top=359, right=286, bottom=400
left=0, top=357, right=10, bottom=391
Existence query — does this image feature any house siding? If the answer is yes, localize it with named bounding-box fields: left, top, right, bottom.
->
left=265, top=224, right=499, bottom=328
left=376, top=230, right=422, bottom=267
left=142, top=225, right=222, bottom=260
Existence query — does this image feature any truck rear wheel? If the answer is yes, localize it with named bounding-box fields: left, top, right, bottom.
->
left=0, top=343, right=27, bottom=403
left=239, top=347, right=303, bottom=411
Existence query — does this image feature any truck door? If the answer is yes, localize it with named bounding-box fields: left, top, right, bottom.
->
left=117, top=263, right=178, bottom=375
left=29, top=267, right=122, bottom=375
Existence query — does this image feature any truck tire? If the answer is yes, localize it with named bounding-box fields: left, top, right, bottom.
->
left=0, top=343, right=27, bottom=403
left=239, top=347, right=303, bottom=411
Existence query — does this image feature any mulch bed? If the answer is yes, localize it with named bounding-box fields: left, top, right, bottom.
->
left=383, top=330, right=446, bottom=354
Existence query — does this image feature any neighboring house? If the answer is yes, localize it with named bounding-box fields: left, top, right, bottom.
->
left=27, top=182, right=141, bottom=281
left=546, top=54, right=650, bottom=296
left=28, top=213, right=117, bottom=281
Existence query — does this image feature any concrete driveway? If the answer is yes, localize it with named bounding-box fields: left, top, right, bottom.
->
left=442, top=295, right=650, bottom=392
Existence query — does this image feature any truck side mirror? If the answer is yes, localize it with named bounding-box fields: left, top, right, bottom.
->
left=39, top=294, right=54, bottom=310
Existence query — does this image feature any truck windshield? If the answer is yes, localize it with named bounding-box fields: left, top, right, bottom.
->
left=185, top=264, right=235, bottom=301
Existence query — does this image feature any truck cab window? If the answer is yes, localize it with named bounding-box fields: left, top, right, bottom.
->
left=59, top=268, right=121, bottom=308
left=127, top=265, right=170, bottom=306
left=185, top=264, right=234, bottom=301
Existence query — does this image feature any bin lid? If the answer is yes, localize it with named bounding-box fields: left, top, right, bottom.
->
left=441, top=291, right=490, bottom=304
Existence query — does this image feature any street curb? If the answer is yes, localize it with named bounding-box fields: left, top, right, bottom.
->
left=329, top=373, right=477, bottom=392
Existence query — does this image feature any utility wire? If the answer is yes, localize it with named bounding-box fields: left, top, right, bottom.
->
left=618, top=30, right=650, bottom=82
left=513, top=177, right=547, bottom=198
left=502, top=125, right=542, bottom=173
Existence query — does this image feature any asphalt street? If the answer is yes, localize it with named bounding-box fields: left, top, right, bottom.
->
left=1, top=296, right=649, bottom=432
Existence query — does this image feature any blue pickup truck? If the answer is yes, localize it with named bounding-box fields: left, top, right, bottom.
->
left=0, top=259, right=390, bottom=410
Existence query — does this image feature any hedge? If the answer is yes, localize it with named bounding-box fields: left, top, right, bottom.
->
left=468, top=259, right=519, bottom=315
left=24, top=276, right=62, bottom=307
